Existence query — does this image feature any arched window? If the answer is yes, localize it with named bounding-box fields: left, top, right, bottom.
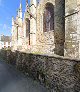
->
left=26, top=18, right=30, bottom=45
left=16, top=25, right=18, bottom=40
left=26, top=18, right=30, bottom=37
left=43, top=3, right=54, bottom=32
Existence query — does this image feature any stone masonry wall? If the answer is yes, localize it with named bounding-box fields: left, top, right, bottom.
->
left=1, top=49, right=80, bottom=92
left=36, top=0, right=55, bottom=54
left=65, top=0, right=80, bottom=58
left=36, top=0, right=65, bottom=56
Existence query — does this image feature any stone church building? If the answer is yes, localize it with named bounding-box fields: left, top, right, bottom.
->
left=12, top=0, right=80, bottom=58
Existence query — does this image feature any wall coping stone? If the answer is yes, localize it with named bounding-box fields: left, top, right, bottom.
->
left=12, top=50, right=80, bottom=62
left=28, top=53, right=80, bottom=62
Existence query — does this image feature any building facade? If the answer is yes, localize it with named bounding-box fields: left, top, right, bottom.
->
left=12, top=0, right=80, bottom=58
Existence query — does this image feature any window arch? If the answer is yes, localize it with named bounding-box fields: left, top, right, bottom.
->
left=26, top=18, right=30, bottom=45
left=43, top=3, right=54, bottom=32
left=26, top=18, right=30, bottom=37
left=16, top=25, right=18, bottom=40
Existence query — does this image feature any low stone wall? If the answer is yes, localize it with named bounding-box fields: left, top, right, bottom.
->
left=0, top=49, right=80, bottom=92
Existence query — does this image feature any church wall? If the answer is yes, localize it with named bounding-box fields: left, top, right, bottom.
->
left=36, top=0, right=55, bottom=54
left=12, top=25, right=18, bottom=51
left=65, top=0, right=80, bottom=58
left=11, top=0, right=80, bottom=58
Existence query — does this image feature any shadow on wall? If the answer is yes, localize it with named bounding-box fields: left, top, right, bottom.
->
left=0, top=49, right=80, bottom=92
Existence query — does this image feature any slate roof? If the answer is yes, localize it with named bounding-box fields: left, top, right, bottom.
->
left=0, top=35, right=11, bottom=42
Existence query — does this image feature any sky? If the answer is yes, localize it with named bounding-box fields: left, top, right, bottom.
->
left=0, top=0, right=29, bottom=36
